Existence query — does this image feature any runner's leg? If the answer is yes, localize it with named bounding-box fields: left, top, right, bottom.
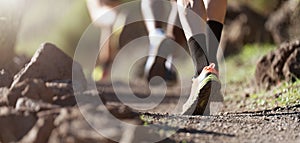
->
left=204, top=0, right=227, bottom=70
left=177, top=0, right=208, bottom=76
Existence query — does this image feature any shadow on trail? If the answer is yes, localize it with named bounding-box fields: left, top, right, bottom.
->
left=224, top=104, right=300, bottom=117
left=176, top=128, right=235, bottom=137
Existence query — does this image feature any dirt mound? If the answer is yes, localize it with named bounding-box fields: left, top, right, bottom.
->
left=255, top=39, right=300, bottom=89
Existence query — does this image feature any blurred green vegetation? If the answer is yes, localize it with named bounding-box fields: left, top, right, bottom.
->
left=225, top=44, right=274, bottom=83
left=16, top=0, right=91, bottom=57
left=47, top=0, right=91, bottom=57
left=16, top=0, right=138, bottom=57
left=229, top=0, right=282, bottom=15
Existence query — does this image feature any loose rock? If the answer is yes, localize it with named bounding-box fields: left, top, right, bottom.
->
left=15, top=97, right=60, bottom=112
left=20, top=111, right=56, bottom=143
left=11, top=42, right=87, bottom=91
left=0, top=69, right=13, bottom=88
left=46, top=80, right=77, bottom=107
left=0, top=88, right=9, bottom=106
left=0, top=107, right=37, bottom=143
left=47, top=103, right=141, bottom=142
left=7, top=78, right=54, bottom=106
left=48, top=107, right=118, bottom=143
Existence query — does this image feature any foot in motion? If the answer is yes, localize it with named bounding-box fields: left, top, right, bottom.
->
left=144, top=29, right=177, bottom=86
left=145, top=54, right=177, bottom=86
left=181, top=63, right=221, bottom=115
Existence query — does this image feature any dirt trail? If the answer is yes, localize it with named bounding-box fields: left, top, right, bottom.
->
left=142, top=106, right=300, bottom=142
left=99, top=81, right=300, bottom=143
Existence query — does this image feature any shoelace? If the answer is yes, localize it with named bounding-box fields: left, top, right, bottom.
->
left=203, top=63, right=219, bottom=77
left=194, top=63, right=219, bottom=82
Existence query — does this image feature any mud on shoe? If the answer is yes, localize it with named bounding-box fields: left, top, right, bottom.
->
left=181, top=63, right=222, bottom=115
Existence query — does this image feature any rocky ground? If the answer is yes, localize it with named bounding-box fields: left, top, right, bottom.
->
left=143, top=105, right=300, bottom=143
left=0, top=42, right=299, bottom=143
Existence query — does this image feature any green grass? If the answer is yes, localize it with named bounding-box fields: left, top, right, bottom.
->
left=247, top=80, right=300, bottom=110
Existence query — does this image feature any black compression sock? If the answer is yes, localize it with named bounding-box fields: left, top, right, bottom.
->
left=207, top=20, right=223, bottom=71
left=188, top=34, right=209, bottom=76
